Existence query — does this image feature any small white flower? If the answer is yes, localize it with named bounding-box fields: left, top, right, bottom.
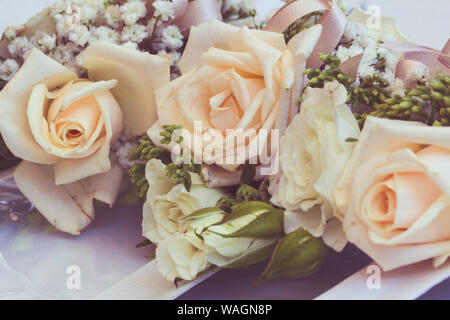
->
left=86, top=0, right=105, bottom=11
left=377, top=47, right=401, bottom=71
left=68, top=25, right=90, bottom=47
left=0, top=59, right=19, bottom=80
left=105, top=4, right=122, bottom=27
left=407, top=62, right=428, bottom=82
left=89, top=26, right=119, bottom=44
left=161, top=25, right=183, bottom=50
left=120, top=0, right=147, bottom=26
left=113, top=135, right=138, bottom=169
left=335, top=44, right=363, bottom=63
left=49, top=43, right=85, bottom=75
left=121, top=24, right=148, bottom=43
left=390, top=78, right=405, bottom=96
left=121, top=41, right=139, bottom=51
left=344, top=22, right=377, bottom=47
left=79, top=6, right=98, bottom=25
left=4, top=27, right=17, bottom=41
left=35, top=32, right=57, bottom=51
left=7, top=36, right=34, bottom=58
left=152, top=0, right=175, bottom=21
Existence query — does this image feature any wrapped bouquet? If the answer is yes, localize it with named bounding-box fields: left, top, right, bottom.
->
left=0, top=0, right=449, bottom=291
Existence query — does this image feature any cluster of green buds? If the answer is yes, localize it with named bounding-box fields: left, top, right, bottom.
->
left=303, top=53, right=450, bottom=128
left=127, top=134, right=170, bottom=199
left=128, top=134, right=168, bottom=162
left=216, top=164, right=261, bottom=212
left=128, top=125, right=202, bottom=199
left=128, top=163, right=148, bottom=199
left=304, top=54, right=354, bottom=91
left=283, top=11, right=323, bottom=43
left=159, top=124, right=183, bottom=145
left=423, top=74, right=450, bottom=126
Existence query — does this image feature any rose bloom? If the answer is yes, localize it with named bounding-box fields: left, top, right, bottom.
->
left=149, top=20, right=321, bottom=186
left=269, top=81, right=360, bottom=251
left=0, top=43, right=170, bottom=234
left=335, top=116, right=450, bottom=270
left=142, top=159, right=225, bottom=280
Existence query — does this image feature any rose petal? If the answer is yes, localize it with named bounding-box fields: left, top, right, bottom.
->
left=179, top=20, right=285, bottom=74
left=53, top=86, right=122, bottom=185
left=83, top=42, right=170, bottom=137
left=14, top=161, right=122, bottom=235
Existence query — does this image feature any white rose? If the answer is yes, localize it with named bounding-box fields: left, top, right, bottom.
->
left=142, top=159, right=226, bottom=281
left=142, top=159, right=226, bottom=243
left=270, top=81, right=360, bottom=251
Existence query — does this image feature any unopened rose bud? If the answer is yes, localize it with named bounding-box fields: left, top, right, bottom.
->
left=254, top=229, right=328, bottom=286
left=236, top=184, right=261, bottom=202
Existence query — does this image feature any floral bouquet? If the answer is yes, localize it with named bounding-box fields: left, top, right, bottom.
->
left=0, top=0, right=449, bottom=296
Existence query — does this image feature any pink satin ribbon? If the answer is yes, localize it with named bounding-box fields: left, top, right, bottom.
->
left=147, top=0, right=222, bottom=33
left=265, top=0, right=346, bottom=68
left=382, top=41, right=450, bottom=79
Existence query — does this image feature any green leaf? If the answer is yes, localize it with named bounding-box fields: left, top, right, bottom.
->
left=220, top=242, right=277, bottom=270
left=254, top=229, right=328, bottom=286
left=208, top=201, right=284, bottom=239
left=179, top=207, right=226, bottom=223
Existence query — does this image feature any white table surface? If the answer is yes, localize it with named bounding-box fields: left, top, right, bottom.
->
left=0, top=0, right=449, bottom=300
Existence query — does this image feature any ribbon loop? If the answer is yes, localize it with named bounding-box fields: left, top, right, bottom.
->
left=265, top=0, right=346, bottom=68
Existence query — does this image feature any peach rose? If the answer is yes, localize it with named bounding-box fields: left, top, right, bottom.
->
left=335, top=116, right=450, bottom=270
left=0, top=43, right=170, bottom=234
left=149, top=20, right=322, bottom=185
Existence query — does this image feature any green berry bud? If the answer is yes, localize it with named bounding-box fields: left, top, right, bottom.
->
left=430, top=80, right=447, bottom=93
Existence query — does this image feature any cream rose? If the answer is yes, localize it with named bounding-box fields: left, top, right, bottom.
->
left=0, top=43, right=170, bottom=234
left=149, top=20, right=322, bottom=185
left=335, top=116, right=450, bottom=270
left=142, top=159, right=225, bottom=280
left=269, top=81, right=360, bottom=251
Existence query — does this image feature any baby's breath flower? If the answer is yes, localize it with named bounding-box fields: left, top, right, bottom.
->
left=105, top=4, right=122, bottom=27
left=7, top=36, right=34, bottom=58
left=4, top=27, right=17, bottom=41
left=152, top=0, right=175, bottom=21
left=79, top=6, right=98, bottom=25
left=335, top=43, right=363, bottom=63
left=407, top=62, right=428, bottom=82
left=161, top=25, right=183, bottom=50
left=390, top=78, right=406, bottom=97
left=89, top=26, right=119, bottom=44
left=121, top=0, right=147, bottom=26
left=0, top=59, right=19, bottom=81
left=121, top=41, right=139, bottom=50
left=121, top=24, right=148, bottom=43
left=68, top=25, right=90, bottom=46
left=36, top=32, right=57, bottom=51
